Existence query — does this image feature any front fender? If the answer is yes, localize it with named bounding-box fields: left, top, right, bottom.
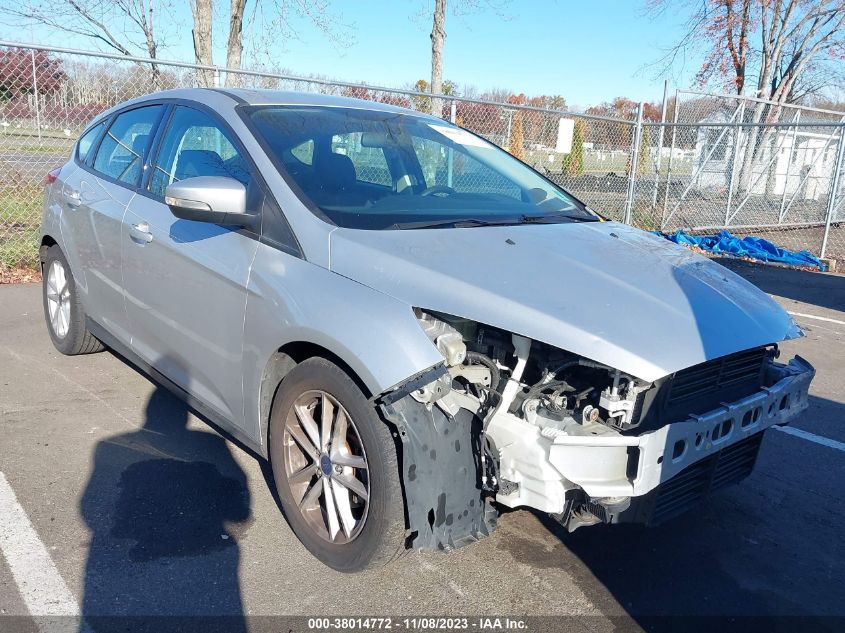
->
left=242, top=243, right=444, bottom=451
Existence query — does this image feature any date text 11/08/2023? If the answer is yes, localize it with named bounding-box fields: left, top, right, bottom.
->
left=306, top=617, right=528, bottom=630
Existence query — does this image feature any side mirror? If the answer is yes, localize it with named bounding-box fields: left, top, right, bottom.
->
left=164, top=176, right=255, bottom=227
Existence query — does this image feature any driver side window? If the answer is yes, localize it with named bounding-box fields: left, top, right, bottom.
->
left=149, top=107, right=250, bottom=198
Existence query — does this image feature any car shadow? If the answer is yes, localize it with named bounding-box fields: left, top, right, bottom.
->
left=169, top=219, right=235, bottom=244
left=498, top=245, right=845, bottom=629
left=495, top=394, right=845, bottom=632
left=715, top=258, right=845, bottom=313
left=534, top=515, right=819, bottom=632
left=78, top=359, right=253, bottom=632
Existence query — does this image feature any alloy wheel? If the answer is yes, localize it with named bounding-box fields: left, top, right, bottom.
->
left=46, top=260, right=71, bottom=339
left=283, top=390, right=370, bottom=544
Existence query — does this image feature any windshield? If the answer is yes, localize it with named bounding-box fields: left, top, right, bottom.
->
left=245, top=105, right=598, bottom=230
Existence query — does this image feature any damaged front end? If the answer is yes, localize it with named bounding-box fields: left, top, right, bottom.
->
left=378, top=310, right=815, bottom=550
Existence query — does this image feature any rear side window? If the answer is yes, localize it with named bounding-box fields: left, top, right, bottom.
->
left=92, top=105, right=163, bottom=185
left=149, top=106, right=250, bottom=198
left=76, top=121, right=105, bottom=163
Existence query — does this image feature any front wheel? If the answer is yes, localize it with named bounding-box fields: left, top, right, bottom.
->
left=268, top=358, right=406, bottom=571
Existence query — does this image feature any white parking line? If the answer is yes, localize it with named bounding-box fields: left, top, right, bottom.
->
left=774, top=426, right=845, bottom=453
left=788, top=311, right=845, bottom=326
left=0, top=472, right=79, bottom=616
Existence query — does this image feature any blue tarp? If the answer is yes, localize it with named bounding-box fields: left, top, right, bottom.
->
left=655, top=229, right=826, bottom=272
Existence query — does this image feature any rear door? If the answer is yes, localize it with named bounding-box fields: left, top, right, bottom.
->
left=60, top=105, right=164, bottom=344
left=57, top=120, right=107, bottom=280
left=122, top=104, right=259, bottom=427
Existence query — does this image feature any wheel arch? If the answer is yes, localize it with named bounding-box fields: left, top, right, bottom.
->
left=39, top=234, right=58, bottom=266
left=259, top=340, right=376, bottom=454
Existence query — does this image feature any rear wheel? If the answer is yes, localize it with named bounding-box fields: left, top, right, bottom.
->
left=268, top=358, right=406, bottom=571
left=41, top=245, right=104, bottom=355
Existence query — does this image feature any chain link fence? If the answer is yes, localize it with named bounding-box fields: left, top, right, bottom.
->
left=632, top=90, right=845, bottom=262
left=1, top=41, right=843, bottom=274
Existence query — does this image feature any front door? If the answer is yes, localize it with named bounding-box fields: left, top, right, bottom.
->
left=121, top=105, right=259, bottom=427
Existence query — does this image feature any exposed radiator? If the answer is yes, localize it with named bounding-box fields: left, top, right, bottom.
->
left=668, top=346, right=768, bottom=406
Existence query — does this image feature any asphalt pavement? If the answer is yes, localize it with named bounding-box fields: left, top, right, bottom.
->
left=0, top=259, right=844, bottom=632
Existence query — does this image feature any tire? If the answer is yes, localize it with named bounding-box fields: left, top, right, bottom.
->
left=41, top=245, right=104, bottom=356
left=268, top=357, right=406, bottom=572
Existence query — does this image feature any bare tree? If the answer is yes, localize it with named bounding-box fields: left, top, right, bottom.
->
left=225, top=0, right=247, bottom=77
left=188, top=0, right=349, bottom=88
left=650, top=0, right=845, bottom=190
left=189, top=0, right=214, bottom=85
left=430, top=0, right=446, bottom=117
left=424, top=0, right=509, bottom=118
left=652, top=0, right=845, bottom=101
left=1, top=0, right=170, bottom=83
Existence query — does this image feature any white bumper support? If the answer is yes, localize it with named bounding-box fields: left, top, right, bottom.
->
left=491, top=356, right=815, bottom=514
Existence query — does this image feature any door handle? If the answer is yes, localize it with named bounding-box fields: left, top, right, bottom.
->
left=65, top=190, right=81, bottom=208
left=129, top=222, right=154, bottom=245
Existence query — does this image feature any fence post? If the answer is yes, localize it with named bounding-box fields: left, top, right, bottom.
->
left=725, top=100, right=745, bottom=225
left=213, top=67, right=221, bottom=88
left=820, top=130, right=845, bottom=260
left=504, top=109, right=514, bottom=152
left=624, top=102, right=644, bottom=226
left=660, top=90, right=680, bottom=230
left=447, top=100, right=456, bottom=187
left=650, top=79, right=669, bottom=220
left=30, top=49, right=41, bottom=141
left=778, top=110, right=801, bottom=224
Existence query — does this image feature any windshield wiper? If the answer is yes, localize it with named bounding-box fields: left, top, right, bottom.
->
left=519, top=212, right=597, bottom=224
left=390, top=212, right=598, bottom=230
left=390, top=217, right=524, bottom=230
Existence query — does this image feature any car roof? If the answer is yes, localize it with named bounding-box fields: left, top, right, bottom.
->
left=83, top=87, right=445, bottom=139
left=222, top=88, right=424, bottom=114
left=112, top=87, right=433, bottom=118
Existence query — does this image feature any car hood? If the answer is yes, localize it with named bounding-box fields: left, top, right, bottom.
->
left=328, top=221, right=801, bottom=382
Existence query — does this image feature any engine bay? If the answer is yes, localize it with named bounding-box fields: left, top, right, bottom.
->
left=414, top=308, right=655, bottom=438
left=377, top=309, right=811, bottom=546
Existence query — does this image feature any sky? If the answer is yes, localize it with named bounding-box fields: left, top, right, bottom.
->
left=2, top=0, right=703, bottom=109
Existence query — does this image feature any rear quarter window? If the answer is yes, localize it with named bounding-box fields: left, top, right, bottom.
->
left=76, top=121, right=105, bottom=163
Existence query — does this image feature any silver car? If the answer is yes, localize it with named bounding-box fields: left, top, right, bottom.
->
left=40, top=88, right=815, bottom=571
